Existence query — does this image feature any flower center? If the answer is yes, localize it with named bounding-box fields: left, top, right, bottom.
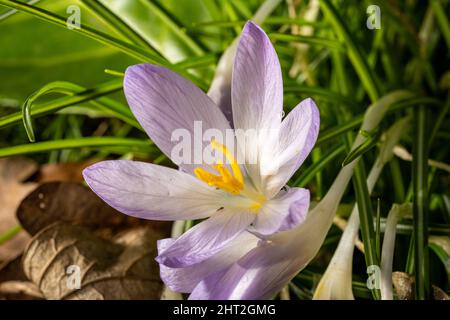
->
left=194, top=140, right=266, bottom=212
left=194, top=140, right=244, bottom=195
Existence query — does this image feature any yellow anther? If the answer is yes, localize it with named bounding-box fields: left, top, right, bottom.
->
left=215, top=163, right=232, bottom=183
left=194, top=140, right=244, bottom=195
left=210, top=139, right=244, bottom=185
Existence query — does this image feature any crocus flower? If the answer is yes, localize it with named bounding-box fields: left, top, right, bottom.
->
left=185, top=91, right=413, bottom=299
left=83, top=21, right=319, bottom=281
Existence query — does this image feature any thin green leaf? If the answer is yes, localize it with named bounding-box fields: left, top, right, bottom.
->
left=0, top=79, right=122, bottom=129
left=0, top=224, right=22, bottom=246
left=412, top=105, right=431, bottom=299
left=80, top=0, right=159, bottom=53
left=341, top=129, right=381, bottom=166
left=320, top=0, right=381, bottom=101
left=21, top=81, right=141, bottom=142
left=269, top=33, right=345, bottom=51
left=430, top=0, right=450, bottom=50
left=291, top=144, right=346, bottom=187
left=0, top=0, right=167, bottom=65
left=0, top=137, right=154, bottom=158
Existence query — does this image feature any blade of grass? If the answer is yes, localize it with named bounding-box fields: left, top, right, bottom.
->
left=316, top=96, right=440, bottom=145
left=291, top=143, right=346, bottom=187
left=430, top=0, right=450, bottom=50
left=0, top=0, right=166, bottom=65
left=0, top=0, right=205, bottom=88
left=0, top=137, right=154, bottom=157
left=80, top=0, right=159, bottom=53
left=320, top=0, right=381, bottom=101
left=0, top=79, right=121, bottom=127
left=389, top=158, right=406, bottom=203
left=0, top=224, right=22, bottom=245
left=269, top=33, right=345, bottom=51
left=21, top=81, right=141, bottom=142
left=341, top=129, right=381, bottom=166
left=412, top=104, right=431, bottom=299
left=284, top=85, right=357, bottom=107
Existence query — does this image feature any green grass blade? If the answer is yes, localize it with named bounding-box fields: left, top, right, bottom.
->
left=0, top=79, right=123, bottom=129
left=341, top=129, right=380, bottom=166
left=0, top=0, right=169, bottom=65
left=20, top=80, right=141, bottom=142
left=80, top=0, right=159, bottom=53
left=430, top=0, right=450, bottom=50
left=0, top=224, right=22, bottom=245
left=291, top=144, right=346, bottom=187
left=0, top=137, right=154, bottom=157
left=269, top=33, right=345, bottom=51
left=412, top=105, right=431, bottom=299
left=320, top=0, right=381, bottom=101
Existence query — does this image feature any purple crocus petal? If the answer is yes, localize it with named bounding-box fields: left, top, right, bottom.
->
left=232, top=21, right=283, bottom=188
left=156, top=209, right=255, bottom=268
left=83, top=160, right=226, bottom=221
left=252, top=187, right=310, bottom=235
left=189, top=240, right=297, bottom=300
left=124, top=64, right=232, bottom=173
left=264, top=98, right=320, bottom=197
left=190, top=199, right=333, bottom=300
left=158, top=231, right=259, bottom=293
left=207, top=42, right=237, bottom=125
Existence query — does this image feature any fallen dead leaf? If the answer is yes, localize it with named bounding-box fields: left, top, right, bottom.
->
left=23, top=223, right=166, bottom=300
left=37, top=160, right=98, bottom=183
left=17, top=182, right=171, bottom=238
left=0, top=255, right=27, bottom=283
left=392, top=271, right=414, bottom=300
left=0, top=157, right=38, bottom=262
left=0, top=281, right=43, bottom=300
left=392, top=271, right=449, bottom=300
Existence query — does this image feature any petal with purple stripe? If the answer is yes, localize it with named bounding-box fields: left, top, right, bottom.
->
left=264, top=98, right=320, bottom=197
left=252, top=187, right=310, bottom=235
left=232, top=21, right=283, bottom=189
left=158, top=231, right=259, bottom=293
left=124, top=64, right=232, bottom=173
left=156, top=209, right=255, bottom=268
left=83, top=160, right=226, bottom=221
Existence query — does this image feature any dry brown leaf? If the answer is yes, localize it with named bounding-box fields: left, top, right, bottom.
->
left=37, top=160, right=97, bottom=183
left=0, top=255, right=27, bottom=283
left=0, top=281, right=43, bottom=300
left=392, top=271, right=414, bottom=300
left=392, top=271, right=449, bottom=300
left=0, top=157, right=38, bottom=262
left=23, top=223, right=166, bottom=300
left=17, top=182, right=171, bottom=237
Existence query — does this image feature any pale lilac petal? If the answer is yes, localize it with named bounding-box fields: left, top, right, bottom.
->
left=158, top=232, right=259, bottom=293
left=189, top=240, right=297, bottom=300
left=252, top=187, right=309, bottom=235
left=264, top=98, right=320, bottom=197
left=124, top=64, right=232, bottom=173
left=232, top=21, right=283, bottom=189
left=156, top=209, right=255, bottom=268
left=83, top=160, right=226, bottom=221
left=190, top=200, right=333, bottom=300
left=207, top=42, right=237, bottom=125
